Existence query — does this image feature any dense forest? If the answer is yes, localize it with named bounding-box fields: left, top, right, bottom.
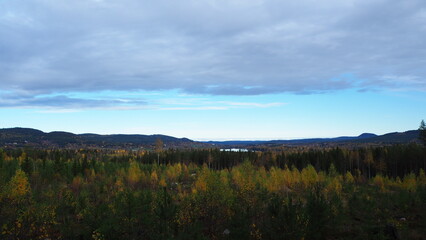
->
left=0, top=145, right=425, bottom=239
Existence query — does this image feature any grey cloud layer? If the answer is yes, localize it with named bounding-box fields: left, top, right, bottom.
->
left=1, top=0, right=425, bottom=97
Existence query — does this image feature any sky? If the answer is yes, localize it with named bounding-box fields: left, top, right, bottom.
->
left=0, top=0, right=425, bottom=140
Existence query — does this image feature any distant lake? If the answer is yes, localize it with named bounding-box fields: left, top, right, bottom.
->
left=220, top=148, right=249, bottom=152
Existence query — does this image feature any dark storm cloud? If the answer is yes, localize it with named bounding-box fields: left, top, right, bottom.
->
left=0, top=0, right=425, bottom=103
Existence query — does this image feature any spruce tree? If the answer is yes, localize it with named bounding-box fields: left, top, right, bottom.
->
left=419, top=120, right=426, bottom=146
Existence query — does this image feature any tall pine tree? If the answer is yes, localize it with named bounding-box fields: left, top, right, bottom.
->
left=419, top=120, right=426, bottom=146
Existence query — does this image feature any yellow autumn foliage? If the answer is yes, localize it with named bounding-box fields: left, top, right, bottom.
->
left=373, top=174, right=386, bottom=191
left=194, top=166, right=210, bottom=192
left=325, top=177, right=342, bottom=195
left=402, top=173, right=417, bottom=191
left=267, top=167, right=285, bottom=192
left=127, top=161, right=142, bottom=185
left=159, top=177, right=167, bottom=187
left=150, top=170, right=159, bottom=186
left=291, top=166, right=301, bottom=185
left=8, top=169, right=31, bottom=199
left=70, top=176, right=84, bottom=194
left=344, top=171, right=355, bottom=184
left=115, top=178, right=125, bottom=192
left=165, top=163, right=182, bottom=182
left=301, top=165, right=319, bottom=188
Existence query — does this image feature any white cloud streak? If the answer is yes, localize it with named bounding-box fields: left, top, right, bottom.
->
left=0, top=91, right=284, bottom=111
left=157, top=100, right=285, bottom=111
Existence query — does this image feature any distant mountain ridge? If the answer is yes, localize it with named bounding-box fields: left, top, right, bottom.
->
left=0, top=127, right=195, bottom=148
left=355, top=130, right=420, bottom=144
left=0, top=127, right=421, bottom=149
left=207, top=131, right=421, bottom=146
left=207, top=133, right=378, bottom=145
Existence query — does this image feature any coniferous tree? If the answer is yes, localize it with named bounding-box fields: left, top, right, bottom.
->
left=21, top=156, right=32, bottom=176
left=419, top=120, right=426, bottom=146
left=155, top=138, right=163, bottom=165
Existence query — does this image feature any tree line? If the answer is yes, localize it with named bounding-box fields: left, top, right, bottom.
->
left=1, top=143, right=425, bottom=179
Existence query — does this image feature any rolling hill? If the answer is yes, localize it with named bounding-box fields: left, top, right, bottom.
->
left=0, top=128, right=422, bottom=149
left=0, top=128, right=196, bottom=148
left=208, top=131, right=421, bottom=147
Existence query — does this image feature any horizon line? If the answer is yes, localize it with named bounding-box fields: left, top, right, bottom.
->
left=1, top=126, right=418, bottom=142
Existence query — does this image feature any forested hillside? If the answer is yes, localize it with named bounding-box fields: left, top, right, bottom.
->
left=0, top=128, right=199, bottom=148
left=0, top=145, right=425, bottom=239
left=0, top=128, right=422, bottom=149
